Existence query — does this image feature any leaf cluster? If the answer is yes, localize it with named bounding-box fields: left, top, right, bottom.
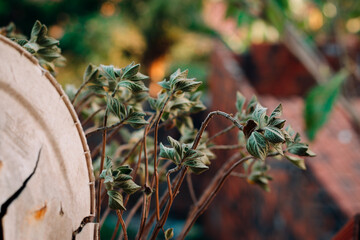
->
left=235, top=92, right=315, bottom=190
left=8, top=21, right=65, bottom=75
left=99, top=157, right=141, bottom=210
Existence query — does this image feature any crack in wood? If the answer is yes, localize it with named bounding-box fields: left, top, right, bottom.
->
left=0, top=147, right=42, bottom=240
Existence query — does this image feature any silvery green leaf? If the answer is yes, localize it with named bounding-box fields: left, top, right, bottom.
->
left=30, top=20, right=42, bottom=39
left=305, top=149, right=316, bottom=157
left=113, top=173, right=132, bottom=182
left=105, top=156, right=113, bottom=169
left=268, top=118, right=286, bottom=129
left=167, top=136, right=183, bottom=158
left=287, top=143, right=308, bottom=156
left=130, top=72, right=149, bottom=81
left=118, top=80, right=148, bottom=93
left=246, top=131, right=269, bottom=160
left=100, top=65, right=116, bottom=81
left=270, top=104, right=282, bottom=119
left=116, top=165, right=133, bottom=175
left=264, top=126, right=285, bottom=143
left=38, top=36, right=59, bottom=47
left=252, top=104, right=267, bottom=128
left=157, top=79, right=170, bottom=90
left=246, top=95, right=258, bottom=113
left=183, top=159, right=209, bottom=174
left=116, top=179, right=141, bottom=195
left=83, top=64, right=98, bottom=83
left=164, top=228, right=174, bottom=240
left=107, top=190, right=126, bottom=210
left=270, top=142, right=284, bottom=156
left=183, top=149, right=204, bottom=161
left=37, top=48, right=62, bottom=62
left=122, top=62, right=140, bottom=79
left=285, top=155, right=306, bottom=170
left=159, top=143, right=179, bottom=164
left=236, top=91, right=246, bottom=113
left=173, top=79, right=202, bottom=93
left=14, top=39, right=28, bottom=46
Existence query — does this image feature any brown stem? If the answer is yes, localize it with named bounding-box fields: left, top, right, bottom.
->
left=81, top=107, right=104, bottom=126
left=186, top=174, right=197, bottom=204
left=96, top=109, right=108, bottom=238
left=153, top=96, right=172, bottom=221
left=72, top=78, right=93, bottom=104
left=118, top=197, right=143, bottom=240
left=179, top=152, right=280, bottom=239
left=206, top=124, right=236, bottom=144
left=86, top=120, right=127, bottom=137
left=150, top=111, right=243, bottom=239
left=91, top=124, right=123, bottom=158
left=117, top=210, right=128, bottom=240
left=75, top=92, right=95, bottom=113
left=209, top=144, right=241, bottom=150
left=178, top=153, right=247, bottom=239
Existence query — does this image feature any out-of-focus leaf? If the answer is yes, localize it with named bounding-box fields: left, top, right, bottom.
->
left=304, top=70, right=348, bottom=140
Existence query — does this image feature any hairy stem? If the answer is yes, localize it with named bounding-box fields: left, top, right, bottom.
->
left=206, top=124, right=236, bottom=144
left=96, top=109, right=108, bottom=238
left=150, top=110, right=243, bottom=239
left=153, top=96, right=172, bottom=221
left=186, top=174, right=197, bottom=204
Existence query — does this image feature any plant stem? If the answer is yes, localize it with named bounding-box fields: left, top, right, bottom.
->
left=186, top=174, right=197, bottom=204
left=153, top=96, right=172, bottom=221
left=96, top=109, right=108, bottom=238
left=81, top=107, right=104, bottom=126
left=206, top=124, right=236, bottom=144
left=150, top=110, right=243, bottom=239
left=72, top=78, right=93, bottom=104
left=86, top=120, right=126, bottom=137
left=117, top=210, right=128, bottom=240
left=209, top=144, right=241, bottom=150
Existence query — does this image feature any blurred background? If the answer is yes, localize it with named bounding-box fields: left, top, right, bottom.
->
left=1, top=0, right=360, bottom=239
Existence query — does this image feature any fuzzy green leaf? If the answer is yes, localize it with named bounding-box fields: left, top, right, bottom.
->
left=115, top=179, right=141, bottom=195
left=167, top=136, right=183, bottom=158
left=107, top=190, right=126, bottom=210
left=252, top=104, right=267, bottom=127
left=100, top=65, right=117, bottom=81
left=184, top=159, right=209, bottom=174
left=268, top=118, right=286, bottom=129
left=159, top=143, right=179, bottom=164
left=122, top=62, right=140, bottom=79
left=287, top=143, right=309, bottom=156
left=246, top=131, right=269, bottom=160
left=270, top=104, right=282, bottom=119
left=118, top=80, right=148, bottom=93
left=30, top=20, right=42, bottom=39
left=236, top=91, right=246, bottom=113
left=264, top=126, right=285, bottom=143
left=285, top=155, right=306, bottom=170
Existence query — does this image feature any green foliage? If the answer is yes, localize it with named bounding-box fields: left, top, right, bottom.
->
left=3, top=20, right=65, bottom=75
left=304, top=70, right=348, bottom=140
left=99, top=157, right=141, bottom=210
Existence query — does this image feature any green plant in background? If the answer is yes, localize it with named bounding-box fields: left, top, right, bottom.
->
left=4, top=21, right=315, bottom=240
left=224, top=0, right=360, bottom=140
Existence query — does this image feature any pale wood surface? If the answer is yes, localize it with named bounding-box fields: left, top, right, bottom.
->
left=0, top=35, right=96, bottom=239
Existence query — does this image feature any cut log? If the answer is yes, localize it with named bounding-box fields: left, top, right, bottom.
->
left=0, top=35, right=96, bottom=240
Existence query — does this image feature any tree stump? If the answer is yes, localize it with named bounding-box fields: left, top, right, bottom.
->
left=0, top=35, right=96, bottom=239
